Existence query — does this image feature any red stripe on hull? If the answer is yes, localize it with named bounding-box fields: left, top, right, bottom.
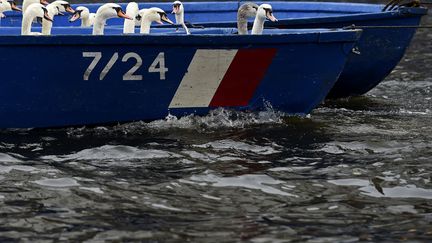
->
left=209, top=48, right=277, bottom=107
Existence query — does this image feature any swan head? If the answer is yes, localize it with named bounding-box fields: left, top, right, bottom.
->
left=238, top=2, right=258, bottom=18
left=137, top=7, right=173, bottom=25
left=257, top=4, right=277, bottom=22
left=50, top=0, right=74, bottom=14
left=96, top=3, right=132, bottom=21
left=26, top=3, right=53, bottom=22
left=1, top=0, right=21, bottom=12
left=172, top=1, right=183, bottom=15
left=69, top=6, right=89, bottom=22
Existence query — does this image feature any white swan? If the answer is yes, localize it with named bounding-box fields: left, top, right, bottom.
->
left=0, top=0, right=21, bottom=17
left=22, top=0, right=48, bottom=13
left=42, top=0, right=74, bottom=35
left=237, top=2, right=258, bottom=35
left=21, top=3, right=52, bottom=35
left=93, top=3, right=132, bottom=35
left=251, top=4, right=277, bottom=35
left=172, top=1, right=190, bottom=35
left=137, top=7, right=173, bottom=34
left=123, top=2, right=139, bottom=34
left=69, top=6, right=95, bottom=27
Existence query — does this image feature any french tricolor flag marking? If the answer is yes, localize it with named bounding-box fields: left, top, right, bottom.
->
left=169, top=48, right=277, bottom=108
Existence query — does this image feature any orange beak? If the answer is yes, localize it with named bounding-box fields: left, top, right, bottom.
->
left=65, top=6, right=75, bottom=14
left=161, top=14, right=174, bottom=25
left=266, top=11, right=278, bottom=22
left=69, top=11, right=80, bottom=22
left=11, top=2, right=21, bottom=12
left=44, top=11, right=53, bottom=22
left=117, top=10, right=132, bottom=20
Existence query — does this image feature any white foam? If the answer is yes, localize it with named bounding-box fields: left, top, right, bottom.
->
left=201, top=194, right=222, bottom=201
left=0, top=153, right=22, bottom=163
left=329, top=179, right=432, bottom=199
left=0, top=165, right=37, bottom=174
left=147, top=108, right=284, bottom=130
left=33, top=178, right=80, bottom=187
left=387, top=205, right=418, bottom=214
left=269, top=166, right=313, bottom=172
left=41, top=145, right=182, bottom=162
left=190, top=174, right=296, bottom=197
left=194, top=139, right=280, bottom=155
left=79, top=187, right=104, bottom=194
left=151, top=203, right=182, bottom=211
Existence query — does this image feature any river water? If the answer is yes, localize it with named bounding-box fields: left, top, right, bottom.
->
left=1, top=3, right=432, bottom=243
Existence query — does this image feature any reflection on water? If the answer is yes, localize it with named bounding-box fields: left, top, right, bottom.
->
left=1, top=3, right=432, bottom=243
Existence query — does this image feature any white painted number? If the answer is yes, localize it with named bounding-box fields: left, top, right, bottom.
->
left=122, top=52, right=143, bottom=81
left=100, top=52, right=118, bottom=80
left=82, top=52, right=167, bottom=81
left=148, top=52, right=168, bottom=80
left=82, top=52, right=102, bottom=81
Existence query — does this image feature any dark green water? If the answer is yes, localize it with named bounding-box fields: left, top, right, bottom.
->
left=0, top=1, right=431, bottom=242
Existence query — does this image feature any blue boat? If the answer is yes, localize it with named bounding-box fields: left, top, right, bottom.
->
left=147, top=1, right=428, bottom=98
left=2, top=1, right=424, bottom=98
left=0, top=29, right=361, bottom=128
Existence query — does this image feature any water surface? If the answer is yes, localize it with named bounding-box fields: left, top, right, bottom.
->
left=0, top=3, right=431, bottom=242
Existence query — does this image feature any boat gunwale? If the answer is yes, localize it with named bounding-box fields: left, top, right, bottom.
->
left=151, top=7, right=428, bottom=29
left=0, top=29, right=362, bottom=45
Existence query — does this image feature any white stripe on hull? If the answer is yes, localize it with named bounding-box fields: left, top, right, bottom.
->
left=169, top=49, right=238, bottom=108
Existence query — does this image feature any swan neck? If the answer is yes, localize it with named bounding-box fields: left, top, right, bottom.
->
left=93, top=16, right=105, bottom=35
left=22, top=0, right=32, bottom=13
left=42, top=6, right=55, bottom=35
left=181, top=22, right=190, bottom=35
left=123, top=18, right=135, bottom=34
left=237, top=14, right=248, bottom=35
left=42, top=20, right=53, bottom=35
left=140, top=18, right=151, bottom=34
left=82, top=15, right=91, bottom=27
left=21, top=13, right=34, bottom=35
left=23, top=0, right=39, bottom=13
left=251, top=16, right=265, bottom=35
left=124, top=6, right=137, bottom=34
left=175, top=11, right=184, bottom=25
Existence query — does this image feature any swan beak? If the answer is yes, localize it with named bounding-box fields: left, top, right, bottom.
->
left=117, top=10, right=132, bottom=20
left=69, top=11, right=80, bottom=22
left=40, top=0, right=49, bottom=6
left=44, top=11, right=53, bottom=22
left=65, top=5, right=75, bottom=14
left=172, top=5, right=180, bottom=14
left=266, top=12, right=278, bottom=22
left=10, top=1, right=21, bottom=12
left=161, top=14, right=174, bottom=25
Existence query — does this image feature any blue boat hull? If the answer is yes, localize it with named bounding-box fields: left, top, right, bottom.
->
left=1, top=1, right=420, bottom=98
left=264, top=7, right=426, bottom=98
left=167, top=2, right=426, bottom=98
left=0, top=31, right=360, bottom=128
